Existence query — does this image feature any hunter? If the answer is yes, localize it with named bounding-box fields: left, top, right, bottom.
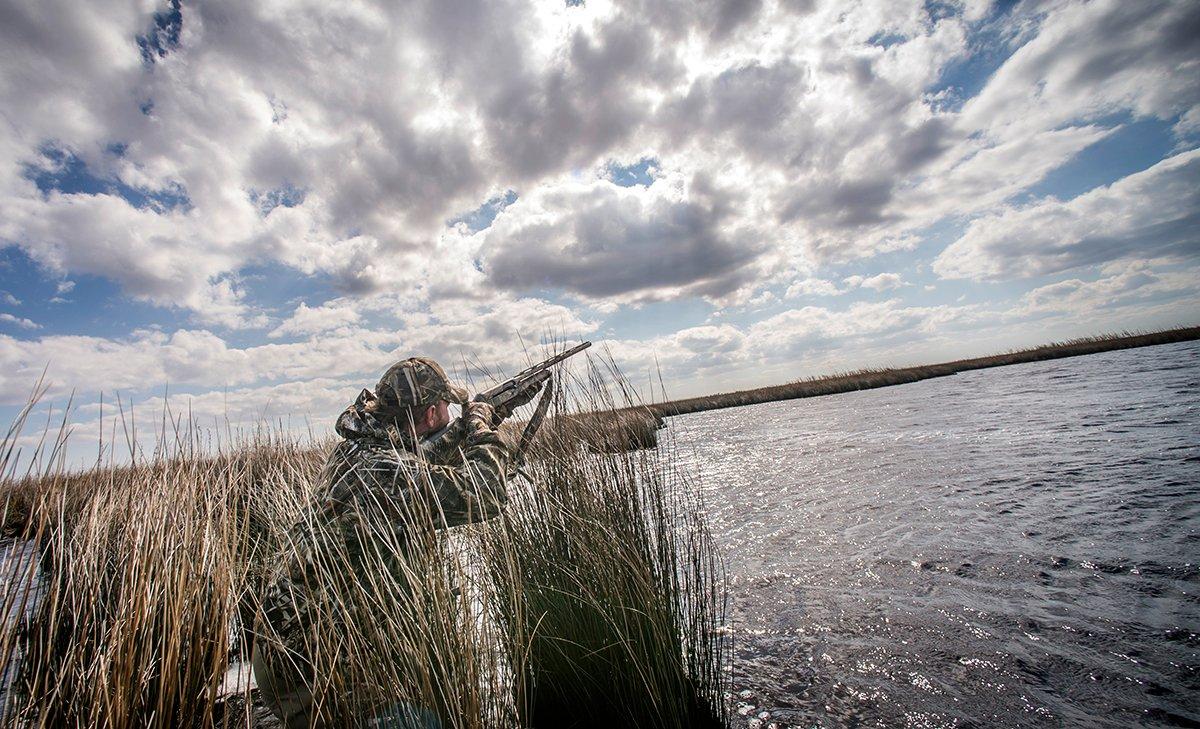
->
left=253, top=356, right=537, bottom=728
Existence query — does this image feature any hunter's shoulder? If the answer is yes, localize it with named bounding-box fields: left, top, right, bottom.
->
left=319, top=437, right=417, bottom=489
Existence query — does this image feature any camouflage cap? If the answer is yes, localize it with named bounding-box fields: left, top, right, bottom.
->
left=375, top=357, right=469, bottom=408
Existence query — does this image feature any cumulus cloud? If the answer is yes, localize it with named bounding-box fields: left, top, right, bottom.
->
left=599, top=296, right=991, bottom=398
left=784, top=272, right=905, bottom=298
left=1, top=0, right=1195, bottom=318
left=745, top=299, right=978, bottom=356
left=660, top=60, right=811, bottom=163
left=0, top=295, right=594, bottom=404
left=0, top=313, right=39, bottom=330
left=1015, top=261, right=1200, bottom=317
left=480, top=171, right=766, bottom=302
left=844, top=272, right=904, bottom=291
left=269, top=302, right=361, bottom=339
left=121, top=377, right=367, bottom=437
left=784, top=277, right=843, bottom=299
left=0, top=329, right=222, bottom=402
left=15, top=375, right=366, bottom=464
left=934, top=150, right=1200, bottom=280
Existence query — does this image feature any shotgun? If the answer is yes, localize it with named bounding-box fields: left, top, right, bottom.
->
left=422, top=341, right=591, bottom=453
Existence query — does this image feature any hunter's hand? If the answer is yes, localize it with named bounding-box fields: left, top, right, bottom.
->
left=510, top=379, right=545, bottom=410
left=493, top=380, right=544, bottom=424
left=463, top=401, right=497, bottom=433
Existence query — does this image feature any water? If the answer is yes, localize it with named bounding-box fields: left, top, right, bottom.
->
left=671, top=341, right=1200, bottom=728
left=0, top=540, right=45, bottom=713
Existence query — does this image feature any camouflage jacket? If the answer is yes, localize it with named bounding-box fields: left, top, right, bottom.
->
left=255, top=389, right=510, bottom=683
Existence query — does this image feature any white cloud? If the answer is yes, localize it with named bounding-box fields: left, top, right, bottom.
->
left=746, top=299, right=978, bottom=353
left=4, top=0, right=1188, bottom=320
left=0, top=313, right=39, bottom=330
left=116, top=377, right=365, bottom=438
left=479, top=170, right=768, bottom=303
left=1015, top=261, right=1200, bottom=317
left=0, top=329, right=270, bottom=402
left=269, top=302, right=361, bottom=339
left=596, top=296, right=993, bottom=399
left=898, top=124, right=1115, bottom=227
left=844, top=272, right=904, bottom=291
left=0, top=295, right=595, bottom=404
left=962, top=0, right=1200, bottom=143
left=784, top=277, right=843, bottom=298
left=934, top=150, right=1200, bottom=280
left=1, top=0, right=1194, bottom=316
left=0, top=187, right=272, bottom=327
left=1175, top=106, right=1200, bottom=141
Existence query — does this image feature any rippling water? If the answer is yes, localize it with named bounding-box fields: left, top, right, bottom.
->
left=670, top=341, right=1199, bottom=728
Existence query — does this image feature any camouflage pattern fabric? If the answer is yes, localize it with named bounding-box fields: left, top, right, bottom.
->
left=253, top=388, right=510, bottom=726
left=376, top=357, right=469, bottom=408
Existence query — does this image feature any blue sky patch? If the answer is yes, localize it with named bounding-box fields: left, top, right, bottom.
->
left=598, top=298, right=711, bottom=339
left=448, top=190, right=518, bottom=233
left=607, top=158, right=658, bottom=188
left=868, top=31, right=908, bottom=49
left=0, top=248, right=178, bottom=339
left=250, top=184, right=307, bottom=217
left=928, top=2, right=1022, bottom=111
left=25, top=146, right=191, bottom=213
left=1018, top=116, right=1179, bottom=203
left=137, top=0, right=183, bottom=65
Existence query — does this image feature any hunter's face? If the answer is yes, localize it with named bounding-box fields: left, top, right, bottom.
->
left=430, top=400, right=451, bottom=431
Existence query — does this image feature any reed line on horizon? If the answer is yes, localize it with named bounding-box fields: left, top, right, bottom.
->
left=642, top=325, right=1200, bottom=419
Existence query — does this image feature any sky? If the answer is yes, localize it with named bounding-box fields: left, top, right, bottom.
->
left=0, top=0, right=1197, bottom=464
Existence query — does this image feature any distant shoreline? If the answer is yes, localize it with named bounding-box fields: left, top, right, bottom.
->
left=644, top=325, right=1200, bottom=419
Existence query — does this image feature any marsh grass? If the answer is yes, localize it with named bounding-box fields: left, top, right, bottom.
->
left=0, top=405, right=323, bottom=727
left=482, top=360, right=727, bottom=728
left=0, top=355, right=730, bottom=728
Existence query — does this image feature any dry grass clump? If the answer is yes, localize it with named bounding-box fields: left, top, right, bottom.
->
left=0, top=355, right=730, bottom=728
left=0, top=394, right=322, bottom=727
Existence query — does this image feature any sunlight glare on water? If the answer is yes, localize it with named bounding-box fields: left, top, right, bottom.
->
left=670, top=341, right=1199, bottom=728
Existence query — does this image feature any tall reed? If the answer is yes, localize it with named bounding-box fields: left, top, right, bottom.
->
left=0, top=355, right=730, bottom=728
left=482, top=357, right=728, bottom=728
left=248, top=460, right=517, bottom=728
left=0, top=419, right=323, bottom=727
